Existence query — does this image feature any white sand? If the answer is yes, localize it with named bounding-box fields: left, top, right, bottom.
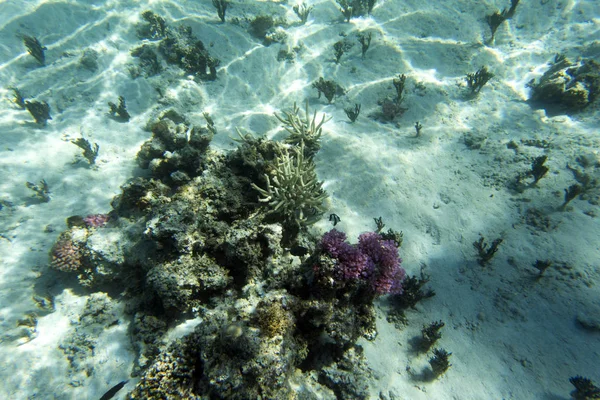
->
left=0, top=0, right=599, bottom=398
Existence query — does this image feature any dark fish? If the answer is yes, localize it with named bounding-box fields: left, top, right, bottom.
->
left=99, top=380, right=128, bottom=400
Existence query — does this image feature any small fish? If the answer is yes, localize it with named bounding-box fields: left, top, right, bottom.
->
left=328, top=213, right=340, bottom=226
left=99, top=380, right=128, bottom=400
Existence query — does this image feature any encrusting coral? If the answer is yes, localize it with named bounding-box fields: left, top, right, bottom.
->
left=255, top=297, right=295, bottom=338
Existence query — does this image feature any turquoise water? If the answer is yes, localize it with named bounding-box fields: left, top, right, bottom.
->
left=0, top=1, right=599, bottom=399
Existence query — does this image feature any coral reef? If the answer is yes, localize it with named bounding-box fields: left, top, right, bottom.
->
left=128, top=336, right=201, bottom=399
left=320, top=229, right=371, bottom=281
left=137, top=11, right=220, bottom=80
left=130, top=314, right=167, bottom=374
left=137, top=11, right=167, bottom=39
left=319, top=346, right=372, bottom=399
left=336, top=0, right=376, bottom=22
left=528, top=55, right=600, bottom=112
left=130, top=44, right=162, bottom=77
left=46, top=106, right=400, bottom=398
left=137, top=110, right=214, bottom=183
left=255, top=296, right=295, bottom=338
left=49, top=220, right=125, bottom=288
left=127, top=279, right=377, bottom=398
left=249, top=15, right=275, bottom=40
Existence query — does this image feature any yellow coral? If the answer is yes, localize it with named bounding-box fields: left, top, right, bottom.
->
left=256, top=300, right=294, bottom=338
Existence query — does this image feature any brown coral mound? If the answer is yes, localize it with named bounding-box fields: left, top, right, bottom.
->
left=50, top=233, right=82, bottom=272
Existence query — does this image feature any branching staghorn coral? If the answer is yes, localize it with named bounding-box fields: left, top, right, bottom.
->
left=251, top=143, right=327, bottom=225
left=275, top=101, right=331, bottom=158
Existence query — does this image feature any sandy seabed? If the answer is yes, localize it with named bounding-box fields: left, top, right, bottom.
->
left=0, top=0, right=599, bottom=399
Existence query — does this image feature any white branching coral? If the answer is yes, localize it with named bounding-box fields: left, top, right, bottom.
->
left=275, top=101, right=331, bottom=157
left=251, top=143, right=327, bottom=225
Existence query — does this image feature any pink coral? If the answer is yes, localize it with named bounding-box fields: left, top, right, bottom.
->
left=83, top=213, right=109, bottom=228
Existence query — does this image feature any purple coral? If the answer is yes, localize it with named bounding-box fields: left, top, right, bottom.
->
left=320, top=229, right=405, bottom=294
left=358, top=232, right=405, bottom=295
left=320, top=229, right=348, bottom=257
left=83, top=213, right=109, bottom=228
left=320, top=229, right=371, bottom=280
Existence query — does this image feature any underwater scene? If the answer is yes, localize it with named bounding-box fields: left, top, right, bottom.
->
left=0, top=0, right=599, bottom=399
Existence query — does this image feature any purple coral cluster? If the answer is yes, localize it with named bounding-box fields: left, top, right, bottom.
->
left=320, top=229, right=371, bottom=280
left=320, top=229, right=405, bottom=295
